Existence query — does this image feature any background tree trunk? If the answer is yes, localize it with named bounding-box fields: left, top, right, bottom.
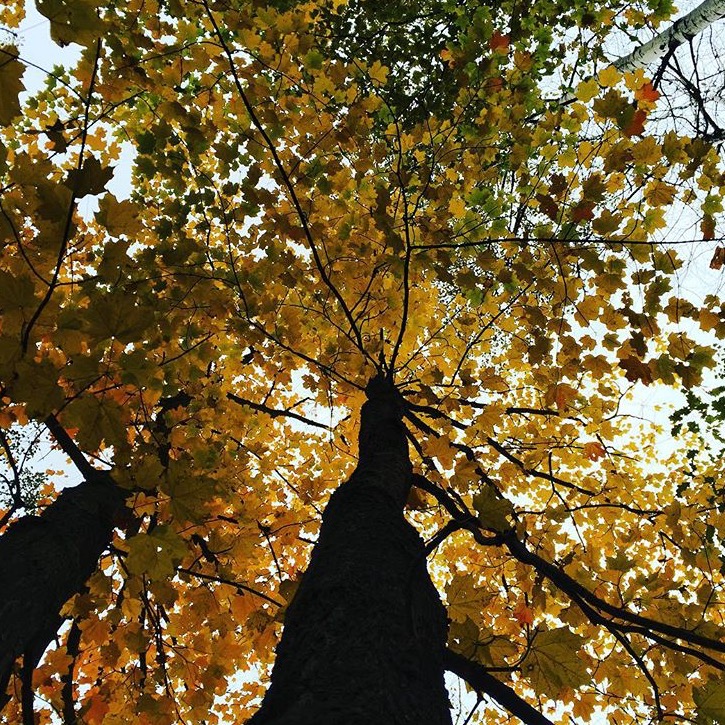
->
left=0, top=477, right=126, bottom=708
left=249, top=375, right=452, bottom=725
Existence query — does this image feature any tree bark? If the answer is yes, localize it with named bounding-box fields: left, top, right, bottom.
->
left=0, top=476, right=126, bottom=709
left=248, top=375, right=452, bottom=725
left=614, top=0, right=725, bottom=73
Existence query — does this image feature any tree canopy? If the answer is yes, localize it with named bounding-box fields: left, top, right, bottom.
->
left=1, top=0, right=725, bottom=722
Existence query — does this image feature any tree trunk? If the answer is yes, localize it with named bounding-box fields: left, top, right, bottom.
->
left=0, top=476, right=126, bottom=708
left=249, top=375, right=452, bottom=725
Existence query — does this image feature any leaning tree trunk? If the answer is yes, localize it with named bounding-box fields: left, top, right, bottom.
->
left=249, top=375, right=452, bottom=725
left=0, top=475, right=126, bottom=709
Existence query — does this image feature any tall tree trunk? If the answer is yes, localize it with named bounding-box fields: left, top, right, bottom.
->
left=249, top=375, right=452, bottom=725
left=0, top=476, right=125, bottom=708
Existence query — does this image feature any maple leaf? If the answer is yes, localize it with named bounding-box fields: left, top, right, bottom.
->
left=522, top=628, right=589, bottom=698
left=489, top=32, right=510, bottom=54
left=582, top=441, right=606, bottom=461
left=703, top=217, right=717, bottom=243
left=513, top=599, right=534, bottom=626
left=446, top=574, right=495, bottom=623
left=619, top=355, right=654, bottom=385
left=636, top=82, right=660, bottom=103
left=66, top=157, right=115, bottom=198
left=472, top=486, right=515, bottom=532
left=694, top=680, right=725, bottom=723
left=710, top=245, right=725, bottom=269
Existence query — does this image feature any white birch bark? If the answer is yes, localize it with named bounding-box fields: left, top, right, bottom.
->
left=614, top=0, right=725, bottom=72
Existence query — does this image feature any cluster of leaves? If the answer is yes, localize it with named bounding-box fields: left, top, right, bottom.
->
left=1, top=0, right=725, bottom=723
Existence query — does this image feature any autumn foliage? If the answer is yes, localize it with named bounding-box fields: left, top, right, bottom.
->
left=1, top=0, right=725, bottom=722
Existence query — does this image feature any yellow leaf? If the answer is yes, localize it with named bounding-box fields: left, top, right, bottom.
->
left=427, top=434, right=456, bottom=470
left=448, top=196, right=466, bottom=218
left=598, top=65, right=621, bottom=88
left=574, top=78, right=599, bottom=103
left=368, top=60, right=388, bottom=85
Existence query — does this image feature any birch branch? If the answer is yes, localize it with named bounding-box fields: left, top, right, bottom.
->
left=614, top=0, right=725, bottom=73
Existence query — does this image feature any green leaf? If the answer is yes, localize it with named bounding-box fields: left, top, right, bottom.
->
left=472, top=486, right=514, bottom=531
left=167, top=465, right=216, bottom=523
left=35, top=0, right=104, bottom=46
left=85, top=293, right=150, bottom=344
left=0, top=271, right=35, bottom=309
left=12, top=360, right=65, bottom=417
left=522, top=627, right=589, bottom=697
left=694, top=680, right=725, bottom=723
left=65, top=396, right=128, bottom=451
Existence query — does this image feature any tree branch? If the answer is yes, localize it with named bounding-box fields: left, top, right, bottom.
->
left=202, top=1, right=372, bottom=363
left=226, top=393, right=332, bottom=430
left=44, top=414, right=111, bottom=483
left=443, top=649, right=556, bottom=725
left=176, top=567, right=284, bottom=607
left=614, top=0, right=725, bottom=73
left=486, top=437, right=597, bottom=496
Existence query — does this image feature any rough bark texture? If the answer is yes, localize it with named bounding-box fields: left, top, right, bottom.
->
left=0, top=476, right=126, bottom=708
left=249, top=375, right=452, bottom=725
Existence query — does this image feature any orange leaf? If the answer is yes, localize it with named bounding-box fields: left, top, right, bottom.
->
left=619, top=356, right=653, bottom=385
left=710, top=246, right=725, bottom=270
left=583, top=441, right=606, bottom=461
left=636, top=82, right=660, bottom=103
left=513, top=600, right=534, bottom=626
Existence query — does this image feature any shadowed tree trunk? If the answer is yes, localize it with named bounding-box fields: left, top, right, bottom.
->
left=249, top=375, right=452, bottom=725
left=0, top=475, right=126, bottom=709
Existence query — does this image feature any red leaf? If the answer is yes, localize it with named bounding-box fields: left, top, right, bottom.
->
left=490, top=32, right=510, bottom=53
left=622, top=109, right=646, bottom=138
left=619, top=356, right=653, bottom=385
left=702, top=215, right=716, bottom=242
left=513, top=600, right=534, bottom=626
left=709, top=246, right=725, bottom=270
left=572, top=201, right=595, bottom=222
